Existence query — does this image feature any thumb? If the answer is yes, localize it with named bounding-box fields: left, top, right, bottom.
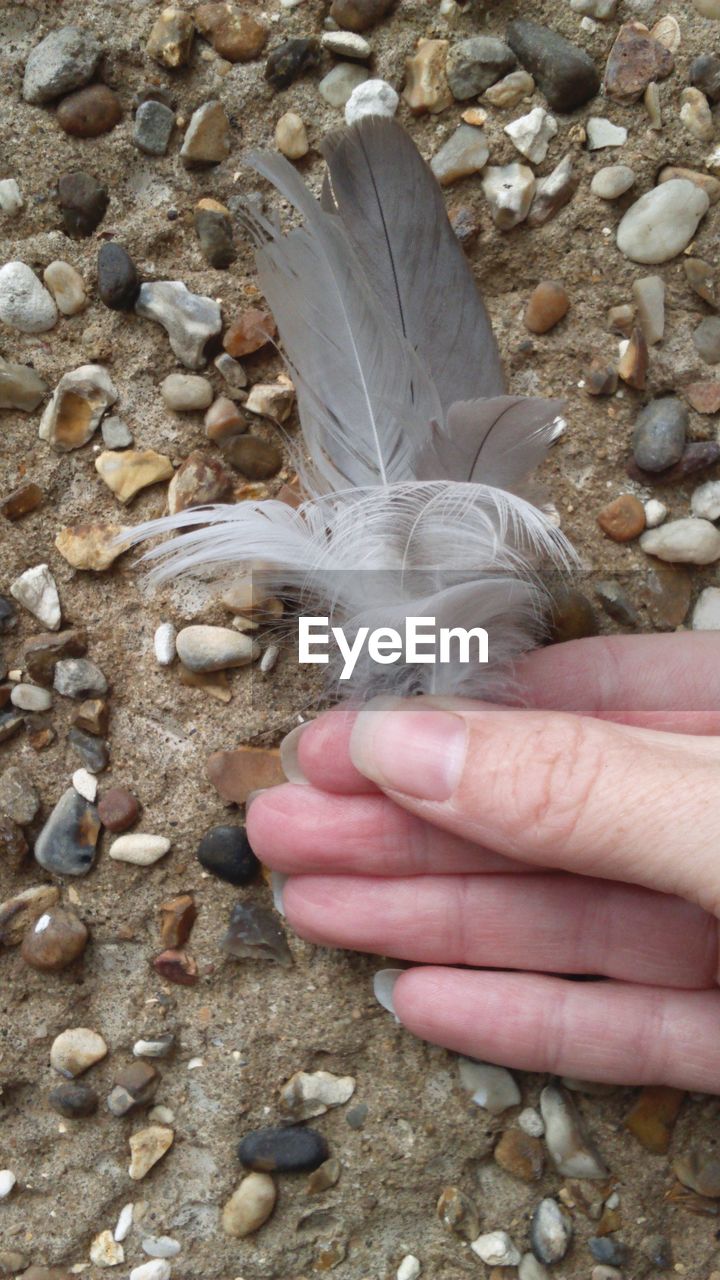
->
left=348, top=697, right=720, bottom=916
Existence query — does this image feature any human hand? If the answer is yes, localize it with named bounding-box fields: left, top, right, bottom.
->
left=248, top=633, right=720, bottom=1093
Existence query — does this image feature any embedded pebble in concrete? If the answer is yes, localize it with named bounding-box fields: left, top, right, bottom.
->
left=0, top=1171, right=17, bottom=1200
left=0, top=357, right=47, bottom=411
left=586, top=117, right=627, bottom=149
left=681, top=87, right=714, bottom=141
left=694, top=317, right=720, bottom=365
left=48, top=1081, right=99, bottom=1118
left=238, top=1125, right=329, bottom=1172
left=55, top=522, right=128, bottom=572
left=244, top=379, right=295, bottom=423
left=530, top=1197, right=573, bottom=1264
left=604, top=21, right=674, bottom=104
left=591, top=165, right=635, bottom=199
left=108, top=1062, right=160, bottom=1116
left=154, top=622, right=177, bottom=666
left=618, top=180, right=710, bottom=264
left=73, top=768, right=98, bottom=802
left=396, top=1258, right=421, bottom=1280
left=141, top=1238, right=181, bottom=1260
left=43, top=261, right=87, bottom=316
left=11, top=564, right=61, bottom=630
left=494, top=1127, right=544, bottom=1181
left=280, top=1069, right=356, bottom=1119
left=176, top=625, right=259, bottom=672
left=21, top=907, right=88, bottom=971
left=116, top=1204, right=135, bottom=1241
left=57, top=171, right=109, bottom=237
left=403, top=39, right=453, bottom=115
left=39, top=363, right=118, bottom=451
left=222, top=1172, right=277, bottom=1237
left=431, top=125, right=489, bottom=186
left=136, top=281, right=222, bottom=369
left=275, top=111, right=309, bottom=159
left=222, top=901, right=292, bottom=965
left=1, top=479, right=43, bottom=521
left=98, top=243, right=140, bottom=311
left=95, top=449, right=174, bottom=503
left=197, top=824, right=260, bottom=884
left=90, top=1233, right=124, bottom=1268
left=504, top=107, right=557, bottom=164
left=640, top=518, right=720, bottom=565
left=482, top=164, right=535, bottom=229
left=110, top=833, right=171, bottom=866
left=471, top=1231, right=521, bottom=1267
left=68, top=726, right=109, bottom=773
left=54, top=658, right=108, bottom=698
left=147, top=7, right=194, bottom=67
left=161, top=374, right=214, bottom=411
left=525, top=282, right=569, bottom=334
left=134, top=100, right=175, bottom=156
left=319, top=62, right=369, bottom=107
left=134, top=1034, right=175, bottom=1059
left=0, top=765, right=41, bottom=825
left=322, top=30, right=371, bottom=59
left=98, top=787, right=139, bottom=832
left=102, top=415, right=133, bottom=449
left=685, top=258, right=717, bottom=308
left=128, top=1126, right=174, bottom=1180
left=528, top=153, right=577, bottom=227
left=195, top=199, right=236, bottom=268
left=0, top=884, right=60, bottom=946
left=11, top=684, right=52, bottom=712
left=181, top=100, right=231, bottom=166
left=632, top=398, right=687, bottom=472
left=205, top=395, right=246, bottom=441
left=598, top=494, right=645, bottom=542
left=519, top=1255, right=550, bottom=1280
left=446, top=36, right=516, bottom=99
left=0, top=179, right=23, bottom=215
left=633, top=276, right=665, bottom=346
left=22, top=26, right=102, bottom=104
left=692, top=588, right=720, bottom=629
left=265, top=37, right=320, bottom=91
left=458, top=1059, right=521, bottom=1113
left=540, top=1084, right=608, bottom=1178
left=506, top=18, right=600, bottom=110
left=34, top=788, right=101, bottom=876
left=519, top=1107, right=545, bottom=1138
left=692, top=481, right=720, bottom=520
left=0, top=262, right=58, bottom=333
left=691, top=53, right=720, bottom=102
left=50, top=1027, right=108, bottom=1077
left=57, top=85, right=122, bottom=137
left=130, top=1263, right=171, bottom=1280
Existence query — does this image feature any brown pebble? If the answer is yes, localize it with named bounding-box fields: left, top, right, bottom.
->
left=179, top=664, right=232, bottom=703
left=0, top=816, right=28, bottom=871
left=604, top=21, right=674, bottom=105
left=98, top=787, right=140, bottom=833
left=641, top=565, right=691, bottom=630
left=57, top=85, right=122, bottom=137
left=206, top=745, right=284, bottom=804
left=625, top=1086, right=684, bottom=1154
left=684, top=258, right=718, bottom=308
left=195, top=2, right=268, bottom=60
left=685, top=381, right=720, bottom=415
left=329, top=0, right=394, bottom=30
left=494, top=1128, right=544, bottom=1182
left=548, top=588, right=599, bottom=643
left=72, top=698, right=110, bottom=736
left=147, top=6, right=195, bottom=67
left=224, top=436, right=283, bottom=481
left=159, top=893, right=197, bottom=948
left=524, top=282, right=569, bottom=335
left=448, top=203, right=480, bottom=248
left=153, top=948, right=199, bottom=985
left=168, top=450, right=233, bottom=515
left=597, top=494, right=646, bottom=542
left=24, top=629, right=87, bottom=686
left=0, top=481, right=43, bottom=521
left=223, top=308, right=276, bottom=357
left=585, top=360, right=618, bottom=397
left=674, top=1149, right=720, bottom=1199
left=20, top=906, right=88, bottom=972
left=205, top=396, right=247, bottom=443
left=617, top=326, right=648, bottom=389
left=29, top=725, right=56, bottom=751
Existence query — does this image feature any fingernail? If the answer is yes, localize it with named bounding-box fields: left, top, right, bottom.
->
left=351, top=700, right=466, bottom=800
left=280, top=723, right=310, bottom=784
left=373, top=969, right=403, bottom=1019
left=271, top=871, right=288, bottom=917
left=245, top=788, right=267, bottom=811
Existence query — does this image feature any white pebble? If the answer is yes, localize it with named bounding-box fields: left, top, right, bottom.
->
left=176, top=624, right=259, bottom=673
left=160, top=373, right=213, bottom=412
left=458, top=1059, right=521, bottom=1114
left=345, top=78, right=399, bottom=125
left=471, top=1231, right=521, bottom=1267
left=482, top=163, right=535, bottom=230
left=114, top=1202, right=134, bottom=1242
left=644, top=499, right=667, bottom=528
left=43, top=260, right=87, bottom=316
left=0, top=260, right=57, bottom=333
left=590, top=164, right=635, bottom=199
left=73, top=768, right=98, bottom=802
left=10, top=683, right=52, bottom=711
left=109, top=834, right=171, bottom=866
left=148, top=1104, right=175, bottom=1124
left=10, top=563, right=61, bottom=630
left=142, top=1237, right=181, bottom=1259
left=586, top=117, right=628, bottom=149
left=260, top=643, right=280, bottom=675
left=640, top=517, right=720, bottom=565
left=617, top=180, right=710, bottom=265
left=397, top=1256, right=421, bottom=1280
left=692, top=587, right=720, bottom=630
left=0, top=179, right=23, bottom=216
left=504, top=106, right=557, bottom=164
left=129, top=1263, right=171, bottom=1280
left=321, top=30, right=371, bottom=58
left=154, top=622, right=177, bottom=666
left=691, top=480, right=720, bottom=521
left=0, top=1170, right=17, bottom=1199
left=518, top=1106, right=545, bottom=1137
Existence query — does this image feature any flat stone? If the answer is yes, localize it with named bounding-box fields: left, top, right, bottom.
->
left=23, top=26, right=101, bottom=104
left=238, top=1125, right=328, bottom=1172
left=68, top=726, right=109, bottom=773
left=624, top=1085, right=684, bottom=1153
left=110, top=833, right=171, bottom=866
left=222, top=1172, right=277, bottom=1238
left=140, top=1238, right=180, bottom=1261
left=604, top=21, right=674, bottom=104
left=447, top=36, right=516, bottom=98
left=0, top=178, right=23, bottom=216
left=181, top=101, right=231, bottom=167
left=223, top=435, right=283, bottom=479
left=618, top=180, right=710, bottom=265
left=527, top=153, right=577, bottom=227
left=95, top=448, right=173, bottom=503
left=57, top=171, right=108, bottom=237
left=458, top=1059, right=521, bottom=1113
left=147, top=8, right=194, bottom=67
left=107, top=1062, right=160, bottom=1116
left=322, top=31, right=371, bottom=59
left=0, top=357, right=46, bottom=411
left=98, top=788, right=139, bottom=832
left=51, top=1027, right=107, bottom=1077
left=265, top=38, right=320, bottom=91
left=48, top=1081, right=98, bottom=1118
left=0, top=262, right=57, bottom=334
left=505, top=107, right=557, bottom=163
left=525, top=281, right=569, bottom=334
left=43, top=261, right=87, bottom=316
left=34, top=788, right=101, bottom=876
left=681, top=87, right=714, bottom=141
left=632, top=398, right=687, bottom=472
left=207, top=745, right=284, bottom=802
left=57, top=84, right=122, bottom=137
left=197, top=824, right=260, bottom=884
left=1, top=481, right=43, bottom=521
left=494, top=1128, right=544, bottom=1182
left=280, top=1070, right=356, bottom=1120
left=134, top=100, right=175, bottom=156
left=319, top=62, right=369, bottom=107
left=39, top=363, right=118, bottom=452
left=694, top=317, right=720, bottom=364
left=73, top=768, right=98, bottom=802
left=0, top=884, right=59, bottom=947
left=483, top=163, right=535, bottom=230
left=403, top=39, right=453, bottom=115
left=128, top=1126, right=174, bottom=1180
left=506, top=18, right=600, bottom=111
left=641, top=518, right=720, bottom=564
left=591, top=164, right=636, bottom=199
left=690, top=53, right=720, bottom=103
left=21, top=907, right=88, bottom=972
left=195, top=3, right=267, bottom=61
left=10, top=683, right=52, bottom=711
left=329, top=0, right=394, bottom=32
left=540, top=1084, right=608, bottom=1179
left=471, top=1231, right=521, bottom=1267
left=598, top=494, right=645, bottom=541
left=55, top=522, right=128, bottom=571
left=102, top=415, right=133, bottom=448
left=54, top=658, right=107, bottom=698
left=430, top=125, right=488, bottom=187
left=485, top=68, right=535, bottom=107
left=97, top=243, right=140, bottom=311
left=11, top=564, right=61, bottom=629
left=136, top=281, right=222, bottom=369
left=586, top=116, right=627, bottom=149
left=222, top=901, right=292, bottom=965
left=0, top=765, right=40, bottom=825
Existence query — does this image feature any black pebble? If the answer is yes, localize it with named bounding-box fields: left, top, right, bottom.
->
left=265, top=38, right=320, bottom=91
left=57, top=171, right=108, bottom=237
left=197, top=824, right=260, bottom=886
left=238, top=1125, right=329, bottom=1173
left=0, top=595, right=16, bottom=633
left=506, top=18, right=600, bottom=112
left=97, top=243, right=141, bottom=311
left=49, top=1081, right=99, bottom=1118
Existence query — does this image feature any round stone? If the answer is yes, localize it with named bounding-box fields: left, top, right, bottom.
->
left=10, top=683, right=52, bottom=712
left=329, top=0, right=394, bottom=32
left=133, top=100, right=175, bottom=156
left=617, top=180, right=710, bottom=265
left=223, top=435, right=283, bottom=479
left=21, top=907, right=88, bottom=971
left=530, top=1197, right=573, bottom=1264
left=590, top=165, right=636, bottom=199
left=693, top=317, right=720, bottom=365
left=43, top=261, right=87, bottom=316
left=109, top=834, right=171, bottom=866
left=98, top=244, right=140, bottom=311
left=177, top=625, right=259, bottom=672
left=98, top=787, right=140, bottom=833
left=597, top=494, right=646, bottom=542
left=275, top=111, right=309, bottom=159
left=0, top=262, right=57, bottom=334
left=57, top=171, right=108, bottom=238
left=48, top=1080, right=99, bottom=1118
left=345, top=78, right=399, bottom=124
left=50, top=1027, right=108, bottom=1077
left=632, top=397, right=687, bottom=472
left=525, top=281, right=569, bottom=334
left=222, top=1172, right=277, bottom=1237
left=238, top=1125, right=329, bottom=1173
left=161, top=373, right=214, bottom=411
left=57, top=85, right=122, bottom=137
left=197, top=824, right=260, bottom=885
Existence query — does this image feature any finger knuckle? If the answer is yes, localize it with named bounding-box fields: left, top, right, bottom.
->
left=505, top=715, right=603, bottom=855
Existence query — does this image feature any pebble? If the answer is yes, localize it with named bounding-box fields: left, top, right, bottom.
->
left=519, top=1256, right=550, bottom=1280
left=505, top=107, right=557, bottom=164
left=224, top=307, right=275, bottom=357
left=617, top=327, right=648, bottom=389
left=114, top=1204, right=135, bottom=1243
left=129, top=1263, right=171, bottom=1280
left=137, top=281, right=222, bottom=369
left=0, top=765, right=40, bottom=825
left=643, top=499, right=667, bottom=530
left=322, top=30, right=371, bottom=59
left=644, top=80, right=662, bottom=129
left=39, top=362, right=118, bottom=452
left=589, top=1239, right=628, bottom=1267
left=222, top=1172, right=277, bottom=1237
left=528, top=152, right=577, bottom=227
left=98, top=788, right=139, bottom=833
left=307, top=1157, right=341, bottom=1195
left=97, top=243, right=140, bottom=312
left=68, top=726, right=109, bottom=773
left=73, top=698, right=109, bottom=737
left=471, top=1232, right=521, bottom=1267
left=397, top=1260, right=421, bottom=1280
left=641, top=518, right=720, bottom=564
left=134, top=100, right=175, bottom=157
left=0, top=711, right=24, bottom=746
left=633, top=276, right=665, bottom=346
left=624, top=1085, right=684, bottom=1154
left=482, top=163, right=535, bottom=230
left=176, top=625, right=258, bottom=672
left=24, top=630, right=86, bottom=686
left=238, top=1125, right=328, bottom=1172
left=95, top=448, right=174, bottom=503
left=0, top=884, right=59, bottom=946
left=629, top=440, right=720, bottom=485
left=591, top=165, right=635, bottom=199
left=540, top=1084, right=608, bottom=1178
left=280, top=1070, right=356, bottom=1120
left=34, top=788, right=101, bottom=877
left=159, top=893, right=197, bottom=948
left=0, top=261, right=57, bottom=334
left=586, top=116, right=627, bottom=149
left=330, top=0, right=394, bottom=31
left=0, top=178, right=22, bottom=216
left=691, top=53, right=720, bottom=103
left=108, top=1062, right=160, bottom=1116
left=161, top=374, right=214, bottom=411
left=618, top=180, right=710, bottom=265
left=102, top=415, right=133, bottom=449
left=73, top=768, right=98, bottom=802
left=597, top=494, right=645, bottom=542
left=147, top=7, right=194, bottom=67
left=430, top=124, right=488, bottom=187
left=1, top=480, right=43, bottom=522
left=142, top=1238, right=181, bottom=1260
left=173, top=451, right=234, bottom=513
left=692, top=480, right=720, bottom=520
left=43, top=261, right=87, bottom=316
left=48, top=1081, right=99, bottom=1118
left=436, top=1186, right=480, bottom=1241
left=525, top=281, right=569, bottom=334
left=57, top=84, right=122, bottom=137
left=265, top=38, right=320, bottom=91
left=110, top=833, right=171, bottom=866
left=181, top=100, right=230, bottom=167
left=57, top=171, right=108, bottom=237
left=206, top=397, right=247, bottom=443
left=458, top=1059, right=521, bottom=1113
left=681, top=87, right=714, bottom=141
left=153, top=948, right=198, bottom=985
left=154, top=623, right=177, bottom=667
left=134, top=1035, right=175, bottom=1059
left=51, top=1027, right=107, bottom=1077
left=446, top=36, right=516, bottom=99
left=221, top=900, right=292, bottom=965
left=128, top=1126, right=174, bottom=1180
left=223, top=435, right=283, bottom=479
left=319, top=62, right=369, bottom=107
left=21, top=907, right=88, bottom=972
left=494, top=1128, right=544, bottom=1182
left=275, top=112, right=309, bottom=160
left=506, top=18, right=599, bottom=111
left=694, top=317, right=720, bottom=364
left=0, top=1171, right=16, bottom=1200
left=23, top=26, right=101, bottom=104
left=54, top=658, right=107, bottom=698
left=90, top=1233, right=124, bottom=1268
left=685, top=258, right=717, bottom=308
left=484, top=69, right=533, bottom=108
left=403, top=39, right=453, bottom=115
left=206, top=744, right=285, bottom=802
left=54, top=521, right=127, bottom=572
left=245, top=378, right=295, bottom=423
left=0, top=356, right=46, bottom=411
left=195, top=3, right=268, bottom=61
left=11, top=564, right=61, bottom=630
left=632, top=398, right=687, bottom=473
left=197, top=824, right=259, bottom=884
left=604, top=21, right=674, bottom=104
left=692, top=588, right=720, bottom=631
left=530, top=1198, right=573, bottom=1264
left=194, top=198, right=235, bottom=268
left=11, top=684, right=52, bottom=711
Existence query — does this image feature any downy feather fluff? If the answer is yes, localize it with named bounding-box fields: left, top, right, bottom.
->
left=128, top=117, right=574, bottom=698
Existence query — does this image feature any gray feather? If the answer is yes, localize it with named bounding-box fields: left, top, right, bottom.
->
left=415, top=396, right=566, bottom=494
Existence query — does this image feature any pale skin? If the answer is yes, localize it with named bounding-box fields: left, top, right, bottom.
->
left=247, top=634, right=720, bottom=1094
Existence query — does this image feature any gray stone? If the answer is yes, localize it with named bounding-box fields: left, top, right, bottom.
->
left=690, top=53, right=720, bottom=103
left=68, top=727, right=109, bottom=774
left=54, top=658, right=108, bottom=699
left=180, top=100, right=231, bottom=167
left=640, top=518, right=720, bottom=565
left=632, top=398, right=687, bottom=472
left=0, top=357, right=46, bottom=411
left=102, top=416, right=133, bottom=449
left=506, top=18, right=600, bottom=111
left=34, top=788, right=101, bottom=877
left=318, top=62, right=369, bottom=106
left=176, top=625, right=259, bottom=672
left=23, top=26, right=102, bottom=105
left=0, top=262, right=57, bottom=334
left=595, top=581, right=640, bottom=627
left=161, top=374, right=214, bottom=411
left=430, top=125, right=489, bottom=186
left=10, top=564, right=61, bottom=630
left=530, top=1198, right=573, bottom=1265
left=693, top=317, right=720, bottom=364
left=133, top=100, right=175, bottom=156
left=617, top=180, right=710, bottom=264
left=0, top=766, right=41, bottom=826
left=446, top=36, right=516, bottom=99
left=527, top=152, right=577, bottom=227
left=590, top=164, right=636, bottom=199
left=135, top=281, right=222, bottom=370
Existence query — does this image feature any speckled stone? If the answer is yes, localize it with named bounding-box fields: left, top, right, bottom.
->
left=54, top=658, right=108, bottom=698
left=197, top=824, right=260, bottom=885
left=133, top=100, right=175, bottom=156
left=34, top=788, right=101, bottom=877
left=23, top=26, right=102, bottom=104
left=238, top=1126, right=329, bottom=1172
left=147, top=8, right=194, bottom=67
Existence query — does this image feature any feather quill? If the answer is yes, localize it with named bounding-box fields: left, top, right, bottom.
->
left=125, top=118, right=574, bottom=698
